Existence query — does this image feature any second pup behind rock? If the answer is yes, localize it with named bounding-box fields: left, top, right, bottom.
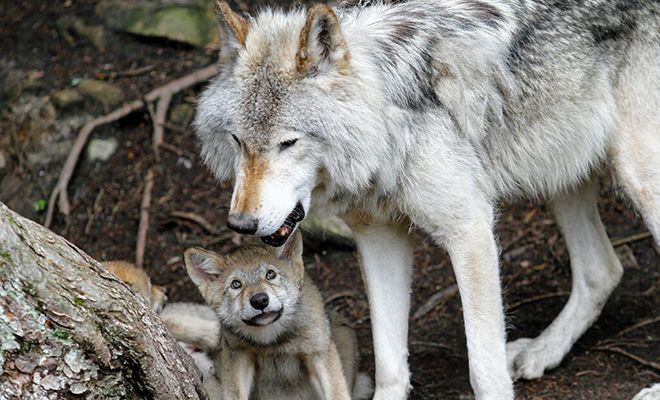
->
left=184, top=231, right=372, bottom=400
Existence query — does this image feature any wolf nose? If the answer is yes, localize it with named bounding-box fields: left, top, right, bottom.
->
left=250, top=292, right=269, bottom=310
left=227, top=213, right=258, bottom=235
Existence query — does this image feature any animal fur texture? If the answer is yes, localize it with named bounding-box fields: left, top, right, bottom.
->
left=102, top=261, right=167, bottom=312
left=183, top=231, right=373, bottom=400
left=194, top=0, right=660, bottom=398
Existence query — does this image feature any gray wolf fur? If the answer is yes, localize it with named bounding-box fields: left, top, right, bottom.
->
left=194, top=0, right=660, bottom=399
left=183, top=231, right=373, bottom=400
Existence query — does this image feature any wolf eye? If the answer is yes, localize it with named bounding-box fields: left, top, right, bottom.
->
left=231, top=134, right=241, bottom=146
left=266, top=270, right=277, bottom=280
left=230, top=280, right=242, bottom=289
left=279, top=139, right=298, bottom=152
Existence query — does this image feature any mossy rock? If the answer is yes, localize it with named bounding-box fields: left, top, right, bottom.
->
left=95, top=0, right=219, bottom=48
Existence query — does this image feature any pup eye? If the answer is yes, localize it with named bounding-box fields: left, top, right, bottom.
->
left=279, top=139, right=298, bottom=152
left=266, top=270, right=277, bottom=280
left=231, top=280, right=242, bottom=289
left=231, top=134, right=241, bottom=146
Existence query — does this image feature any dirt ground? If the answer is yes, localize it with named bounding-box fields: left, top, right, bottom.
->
left=2, top=1, right=659, bottom=399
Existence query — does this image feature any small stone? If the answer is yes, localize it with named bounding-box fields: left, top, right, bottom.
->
left=77, top=79, right=124, bottom=106
left=87, top=138, right=118, bottom=162
left=0, top=151, right=7, bottom=170
left=51, top=89, right=83, bottom=109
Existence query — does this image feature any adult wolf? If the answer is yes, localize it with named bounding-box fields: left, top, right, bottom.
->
left=194, top=0, right=660, bottom=398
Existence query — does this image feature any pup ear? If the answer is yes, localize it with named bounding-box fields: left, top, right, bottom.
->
left=214, top=1, right=250, bottom=66
left=184, top=247, right=225, bottom=287
left=296, top=4, right=350, bottom=77
left=277, top=230, right=304, bottom=261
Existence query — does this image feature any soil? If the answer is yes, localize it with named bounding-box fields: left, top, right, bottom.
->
left=1, top=1, right=659, bottom=399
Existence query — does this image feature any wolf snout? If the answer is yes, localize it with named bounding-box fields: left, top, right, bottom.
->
left=227, top=213, right=258, bottom=235
left=250, top=292, right=269, bottom=310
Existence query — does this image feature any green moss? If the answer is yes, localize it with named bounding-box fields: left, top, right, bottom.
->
left=0, top=252, right=12, bottom=264
left=51, top=328, right=71, bottom=341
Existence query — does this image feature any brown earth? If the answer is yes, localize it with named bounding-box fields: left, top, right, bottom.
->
left=1, top=1, right=659, bottom=399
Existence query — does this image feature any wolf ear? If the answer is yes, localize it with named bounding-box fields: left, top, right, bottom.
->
left=214, top=1, right=250, bottom=66
left=184, top=247, right=225, bottom=288
left=296, top=4, right=350, bottom=77
left=276, top=230, right=304, bottom=261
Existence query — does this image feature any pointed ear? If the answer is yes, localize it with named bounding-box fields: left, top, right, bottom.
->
left=296, top=4, right=350, bottom=77
left=276, top=230, right=304, bottom=261
left=184, top=247, right=225, bottom=287
left=214, top=1, right=250, bottom=65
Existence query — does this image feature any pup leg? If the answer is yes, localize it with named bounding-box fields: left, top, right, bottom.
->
left=507, top=178, right=623, bottom=380
left=219, top=347, right=254, bottom=400
left=307, top=344, right=352, bottom=400
left=352, top=224, right=413, bottom=400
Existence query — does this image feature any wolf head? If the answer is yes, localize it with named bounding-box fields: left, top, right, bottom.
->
left=184, top=231, right=306, bottom=345
left=195, top=1, right=391, bottom=246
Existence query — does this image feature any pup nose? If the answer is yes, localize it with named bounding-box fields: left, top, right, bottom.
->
left=227, top=213, right=258, bottom=235
left=250, top=292, right=269, bottom=311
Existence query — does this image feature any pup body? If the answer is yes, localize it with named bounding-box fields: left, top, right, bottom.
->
left=184, top=232, right=370, bottom=400
left=195, top=1, right=660, bottom=398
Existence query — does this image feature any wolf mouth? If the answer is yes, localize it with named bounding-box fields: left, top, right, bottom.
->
left=243, top=309, right=283, bottom=326
left=260, top=203, right=305, bottom=247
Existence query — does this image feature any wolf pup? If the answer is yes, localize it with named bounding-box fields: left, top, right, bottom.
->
left=103, top=261, right=167, bottom=312
left=184, top=231, right=372, bottom=400
left=194, top=0, right=660, bottom=398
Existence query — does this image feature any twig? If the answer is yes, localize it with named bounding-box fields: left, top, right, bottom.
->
left=616, top=314, right=660, bottom=337
left=45, top=100, right=145, bottom=227
left=45, top=64, right=219, bottom=227
left=410, top=340, right=460, bottom=353
left=594, top=345, right=660, bottom=371
left=135, top=170, right=155, bottom=269
left=114, top=64, right=156, bottom=78
left=324, top=291, right=356, bottom=304
left=611, top=231, right=652, bottom=247
left=507, top=291, right=569, bottom=311
left=413, top=284, right=458, bottom=320
left=153, top=90, right=172, bottom=159
left=169, top=211, right=220, bottom=235
left=144, top=64, right=218, bottom=103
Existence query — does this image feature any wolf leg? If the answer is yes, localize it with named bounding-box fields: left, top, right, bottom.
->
left=442, top=214, right=513, bottom=400
left=352, top=224, right=413, bottom=400
left=507, top=178, right=623, bottom=380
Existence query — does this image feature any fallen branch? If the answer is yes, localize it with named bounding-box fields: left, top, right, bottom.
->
left=135, top=169, right=155, bottom=269
left=506, top=291, right=569, bottom=311
left=170, top=211, right=221, bottom=235
left=611, top=231, right=653, bottom=247
left=594, top=345, right=660, bottom=371
left=616, top=314, right=660, bottom=337
left=44, top=64, right=219, bottom=228
left=324, top=291, right=357, bottom=305
left=45, top=100, right=145, bottom=227
left=413, top=284, right=458, bottom=320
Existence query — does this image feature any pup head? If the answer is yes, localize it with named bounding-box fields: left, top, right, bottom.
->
left=195, top=1, right=388, bottom=246
left=184, top=231, right=306, bottom=345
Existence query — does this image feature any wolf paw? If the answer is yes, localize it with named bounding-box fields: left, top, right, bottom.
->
left=632, top=383, right=660, bottom=400
left=506, top=338, right=548, bottom=380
